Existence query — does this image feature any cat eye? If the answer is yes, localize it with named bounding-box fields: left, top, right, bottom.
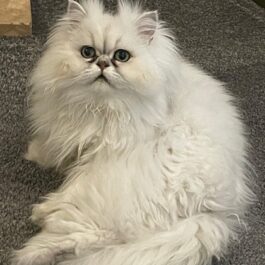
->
left=113, top=49, right=131, bottom=62
left=81, top=46, right=96, bottom=59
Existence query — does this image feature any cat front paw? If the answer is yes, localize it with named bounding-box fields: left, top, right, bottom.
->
left=25, top=139, right=53, bottom=168
left=31, top=203, right=50, bottom=225
left=25, top=140, right=42, bottom=163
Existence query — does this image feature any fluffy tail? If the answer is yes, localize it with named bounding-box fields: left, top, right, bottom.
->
left=59, top=214, right=235, bottom=265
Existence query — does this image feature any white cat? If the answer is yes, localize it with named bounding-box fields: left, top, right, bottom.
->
left=12, top=0, right=254, bottom=265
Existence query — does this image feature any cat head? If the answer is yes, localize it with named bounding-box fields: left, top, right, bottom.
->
left=31, top=0, right=178, bottom=116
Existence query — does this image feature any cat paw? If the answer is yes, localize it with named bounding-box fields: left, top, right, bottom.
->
left=11, top=239, right=76, bottom=265
left=11, top=247, right=56, bottom=265
left=31, top=203, right=51, bottom=225
left=25, top=140, right=41, bottom=162
left=25, top=139, right=52, bottom=168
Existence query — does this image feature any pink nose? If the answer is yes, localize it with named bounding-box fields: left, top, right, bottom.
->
left=97, top=60, right=110, bottom=71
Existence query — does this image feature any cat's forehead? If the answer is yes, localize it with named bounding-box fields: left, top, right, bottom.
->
left=78, top=13, right=136, bottom=53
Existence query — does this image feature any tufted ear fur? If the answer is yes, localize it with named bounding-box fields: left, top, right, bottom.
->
left=136, top=11, right=158, bottom=43
left=67, top=0, right=86, bottom=16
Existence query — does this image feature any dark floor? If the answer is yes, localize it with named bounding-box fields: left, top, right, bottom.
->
left=0, top=0, right=264, bottom=264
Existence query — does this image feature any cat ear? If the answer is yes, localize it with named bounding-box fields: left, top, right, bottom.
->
left=136, top=11, right=158, bottom=43
left=67, top=0, right=86, bottom=16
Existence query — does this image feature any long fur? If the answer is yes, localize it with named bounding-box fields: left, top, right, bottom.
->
left=12, top=1, right=254, bottom=265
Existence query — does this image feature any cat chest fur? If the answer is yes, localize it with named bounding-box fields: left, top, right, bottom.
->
left=52, top=119, right=218, bottom=240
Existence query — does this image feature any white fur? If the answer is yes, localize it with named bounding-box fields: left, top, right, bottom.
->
left=12, top=1, right=254, bottom=265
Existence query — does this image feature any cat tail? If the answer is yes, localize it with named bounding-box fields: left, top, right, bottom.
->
left=59, top=214, right=234, bottom=265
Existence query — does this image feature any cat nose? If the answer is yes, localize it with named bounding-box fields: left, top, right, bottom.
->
left=96, top=59, right=110, bottom=71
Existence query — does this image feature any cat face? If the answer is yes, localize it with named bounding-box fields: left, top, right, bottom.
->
left=33, top=0, right=176, bottom=108
left=66, top=6, right=159, bottom=93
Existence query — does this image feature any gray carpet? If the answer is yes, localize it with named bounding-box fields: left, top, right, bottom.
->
left=0, top=0, right=264, bottom=264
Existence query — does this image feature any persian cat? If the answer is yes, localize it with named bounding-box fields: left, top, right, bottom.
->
left=12, top=0, right=253, bottom=265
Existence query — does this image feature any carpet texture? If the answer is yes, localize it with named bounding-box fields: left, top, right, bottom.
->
left=0, top=0, right=264, bottom=264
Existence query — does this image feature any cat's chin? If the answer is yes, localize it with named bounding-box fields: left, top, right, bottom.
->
left=90, top=76, right=114, bottom=93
